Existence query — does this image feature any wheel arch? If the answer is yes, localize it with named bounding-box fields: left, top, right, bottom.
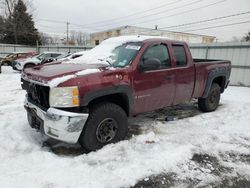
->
left=82, top=85, right=133, bottom=116
left=24, top=62, right=36, bottom=69
left=202, top=67, right=229, bottom=98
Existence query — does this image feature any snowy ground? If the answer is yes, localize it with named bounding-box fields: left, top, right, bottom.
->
left=0, top=66, right=250, bottom=188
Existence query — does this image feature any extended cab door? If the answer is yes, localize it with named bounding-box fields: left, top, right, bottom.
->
left=133, top=43, right=175, bottom=114
left=171, top=43, right=195, bottom=104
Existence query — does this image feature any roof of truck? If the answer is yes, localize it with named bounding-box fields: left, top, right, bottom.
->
left=102, top=35, right=170, bottom=43
left=101, top=35, right=186, bottom=45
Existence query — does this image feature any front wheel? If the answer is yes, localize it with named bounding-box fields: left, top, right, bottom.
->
left=198, top=83, right=221, bottom=112
left=78, top=102, right=128, bottom=151
left=24, top=63, right=35, bottom=69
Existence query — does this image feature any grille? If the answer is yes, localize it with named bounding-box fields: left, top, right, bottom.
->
left=21, top=78, right=50, bottom=110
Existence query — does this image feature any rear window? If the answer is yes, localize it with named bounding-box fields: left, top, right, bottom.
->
left=172, top=45, right=187, bottom=67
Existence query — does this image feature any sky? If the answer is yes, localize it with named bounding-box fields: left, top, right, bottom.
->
left=32, top=0, right=250, bottom=42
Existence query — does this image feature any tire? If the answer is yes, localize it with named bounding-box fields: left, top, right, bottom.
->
left=24, top=63, right=35, bottom=69
left=79, top=102, right=128, bottom=151
left=198, top=83, right=221, bottom=112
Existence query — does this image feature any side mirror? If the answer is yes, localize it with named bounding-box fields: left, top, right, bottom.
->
left=139, top=58, right=161, bottom=71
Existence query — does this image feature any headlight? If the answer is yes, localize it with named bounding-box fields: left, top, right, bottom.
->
left=49, top=86, right=80, bottom=107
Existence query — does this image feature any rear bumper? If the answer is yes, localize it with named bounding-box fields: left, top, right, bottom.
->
left=24, top=96, right=89, bottom=143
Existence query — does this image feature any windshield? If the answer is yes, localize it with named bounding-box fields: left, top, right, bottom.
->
left=67, top=39, right=143, bottom=67
left=36, top=53, right=47, bottom=60
left=108, top=42, right=142, bottom=67
left=56, top=53, right=70, bottom=60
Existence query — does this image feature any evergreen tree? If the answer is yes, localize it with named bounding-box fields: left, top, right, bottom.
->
left=2, top=0, right=40, bottom=45
left=0, top=16, right=5, bottom=41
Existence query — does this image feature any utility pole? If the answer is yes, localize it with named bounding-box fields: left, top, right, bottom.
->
left=66, top=22, right=69, bottom=44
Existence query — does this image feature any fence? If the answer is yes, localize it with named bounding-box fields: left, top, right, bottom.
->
left=189, top=42, right=250, bottom=87
left=0, top=43, right=91, bottom=56
left=1, top=42, right=250, bottom=86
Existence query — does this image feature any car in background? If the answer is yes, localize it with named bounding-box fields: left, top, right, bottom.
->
left=59, top=51, right=86, bottom=62
left=40, top=53, right=71, bottom=64
left=41, top=51, right=86, bottom=64
left=1, top=52, right=38, bottom=66
left=13, top=52, right=64, bottom=71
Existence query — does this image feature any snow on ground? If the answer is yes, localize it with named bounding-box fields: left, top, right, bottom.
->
left=0, top=66, right=250, bottom=188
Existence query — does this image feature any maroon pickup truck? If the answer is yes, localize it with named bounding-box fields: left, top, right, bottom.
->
left=21, top=36, right=231, bottom=151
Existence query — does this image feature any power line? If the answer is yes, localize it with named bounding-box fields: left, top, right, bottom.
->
left=86, top=0, right=206, bottom=28
left=83, top=0, right=185, bottom=26
left=182, top=20, right=250, bottom=32
left=34, top=0, right=227, bottom=33
left=159, top=11, right=250, bottom=30
left=36, top=19, right=102, bottom=31
left=172, top=16, right=250, bottom=32
left=131, top=0, right=227, bottom=26
left=36, top=18, right=67, bottom=24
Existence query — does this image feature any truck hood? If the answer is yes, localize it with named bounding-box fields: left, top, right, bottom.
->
left=22, top=62, right=106, bottom=84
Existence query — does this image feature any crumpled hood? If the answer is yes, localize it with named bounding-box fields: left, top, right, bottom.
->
left=22, top=62, right=105, bottom=84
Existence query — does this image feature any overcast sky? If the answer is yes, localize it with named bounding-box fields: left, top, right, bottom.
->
left=32, top=0, right=250, bottom=42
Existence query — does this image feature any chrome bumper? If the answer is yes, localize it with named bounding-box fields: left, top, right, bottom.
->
left=24, top=96, right=89, bottom=144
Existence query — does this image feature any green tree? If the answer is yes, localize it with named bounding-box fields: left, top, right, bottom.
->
left=2, top=0, right=40, bottom=45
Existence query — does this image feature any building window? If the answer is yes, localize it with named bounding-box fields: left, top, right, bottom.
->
left=95, top=40, right=100, bottom=45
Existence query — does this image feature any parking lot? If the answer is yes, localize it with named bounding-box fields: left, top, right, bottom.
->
left=0, top=66, right=250, bottom=188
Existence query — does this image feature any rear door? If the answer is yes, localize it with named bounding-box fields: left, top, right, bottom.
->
left=133, top=43, right=176, bottom=114
left=171, top=44, right=195, bottom=104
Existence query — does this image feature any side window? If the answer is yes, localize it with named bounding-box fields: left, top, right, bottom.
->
left=51, top=54, right=60, bottom=58
left=142, top=44, right=171, bottom=69
left=172, top=45, right=187, bottom=67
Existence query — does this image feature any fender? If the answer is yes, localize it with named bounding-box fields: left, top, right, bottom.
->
left=81, top=85, right=134, bottom=115
left=202, top=67, right=230, bottom=98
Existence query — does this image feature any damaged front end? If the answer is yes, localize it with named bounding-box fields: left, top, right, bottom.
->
left=22, top=77, right=89, bottom=144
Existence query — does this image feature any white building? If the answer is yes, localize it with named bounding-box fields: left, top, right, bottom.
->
left=90, top=25, right=216, bottom=46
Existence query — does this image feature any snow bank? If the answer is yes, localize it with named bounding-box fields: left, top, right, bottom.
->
left=0, top=66, right=250, bottom=188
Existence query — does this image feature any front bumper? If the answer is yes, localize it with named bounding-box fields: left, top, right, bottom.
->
left=24, top=96, right=89, bottom=143
left=14, top=63, right=22, bottom=71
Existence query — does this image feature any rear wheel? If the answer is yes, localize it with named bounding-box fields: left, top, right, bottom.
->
left=78, top=102, right=128, bottom=151
left=198, top=83, right=221, bottom=112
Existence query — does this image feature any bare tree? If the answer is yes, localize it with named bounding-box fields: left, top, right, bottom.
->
left=243, top=30, right=250, bottom=42
left=69, top=30, right=90, bottom=45
left=0, top=0, right=33, bottom=17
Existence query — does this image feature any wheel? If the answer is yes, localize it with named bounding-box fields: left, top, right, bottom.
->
left=198, top=83, right=221, bottom=112
left=24, top=63, right=35, bottom=69
left=79, top=102, right=128, bottom=151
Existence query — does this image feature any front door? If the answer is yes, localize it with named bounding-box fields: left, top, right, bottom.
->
left=133, top=43, right=176, bottom=114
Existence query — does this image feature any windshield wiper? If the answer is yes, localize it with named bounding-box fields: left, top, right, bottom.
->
left=98, top=58, right=112, bottom=66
